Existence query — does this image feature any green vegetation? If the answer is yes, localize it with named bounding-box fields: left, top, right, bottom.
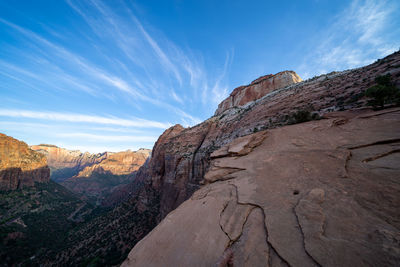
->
left=286, top=110, right=320, bottom=125
left=0, top=181, right=98, bottom=265
left=365, top=74, right=400, bottom=110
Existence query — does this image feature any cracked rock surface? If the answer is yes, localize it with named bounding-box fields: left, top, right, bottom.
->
left=122, top=108, right=400, bottom=267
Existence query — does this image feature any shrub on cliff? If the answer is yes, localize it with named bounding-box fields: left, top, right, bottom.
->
left=365, top=74, right=400, bottom=109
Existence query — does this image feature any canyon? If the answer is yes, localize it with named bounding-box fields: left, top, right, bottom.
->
left=52, top=51, right=400, bottom=266
left=30, top=145, right=151, bottom=203
left=1, top=51, right=399, bottom=266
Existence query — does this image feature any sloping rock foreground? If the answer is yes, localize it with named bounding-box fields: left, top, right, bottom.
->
left=0, top=133, right=49, bottom=190
left=123, top=107, right=400, bottom=266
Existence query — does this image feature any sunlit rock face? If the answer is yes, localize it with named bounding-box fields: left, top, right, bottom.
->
left=74, top=149, right=151, bottom=178
left=0, top=133, right=50, bottom=190
left=30, top=144, right=108, bottom=182
left=215, top=70, right=302, bottom=115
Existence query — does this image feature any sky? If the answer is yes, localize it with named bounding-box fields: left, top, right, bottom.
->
left=0, top=0, right=399, bottom=153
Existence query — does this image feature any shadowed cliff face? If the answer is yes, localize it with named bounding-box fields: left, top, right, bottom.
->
left=0, top=134, right=50, bottom=190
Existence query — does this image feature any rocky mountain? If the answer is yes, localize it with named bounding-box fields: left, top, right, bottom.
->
left=30, top=144, right=107, bottom=182
left=61, top=149, right=151, bottom=203
left=54, top=51, right=400, bottom=266
left=74, top=149, right=151, bottom=178
left=0, top=133, right=50, bottom=190
left=30, top=145, right=151, bottom=203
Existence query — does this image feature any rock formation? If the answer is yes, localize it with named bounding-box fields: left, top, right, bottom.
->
left=60, top=149, right=151, bottom=201
left=74, top=149, right=151, bottom=178
left=30, top=144, right=108, bottom=182
left=123, top=107, right=400, bottom=266
left=215, top=70, right=302, bottom=115
left=0, top=133, right=50, bottom=190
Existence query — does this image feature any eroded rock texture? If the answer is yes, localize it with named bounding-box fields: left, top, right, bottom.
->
left=61, top=149, right=151, bottom=201
left=30, top=144, right=108, bottom=182
left=123, top=108, right=400, bottom=267
left=0, top=133, right=49, bottom=190
left=215, top=70, right=302, bottom=115
left=74, top=149, right=151, bottom=178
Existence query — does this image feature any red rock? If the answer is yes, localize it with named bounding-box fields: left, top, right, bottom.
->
left=122, top=107, right=400, bottom=266
left=0, top=133, right=50, bottom=190
left=215, top=70, right=302, bottom=115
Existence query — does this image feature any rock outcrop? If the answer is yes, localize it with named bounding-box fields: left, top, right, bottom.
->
left=215, top=70, right=302, bottom=115
left=0, top=133, right=50, bottom=190
left=123, top=107, right=400, bottom=266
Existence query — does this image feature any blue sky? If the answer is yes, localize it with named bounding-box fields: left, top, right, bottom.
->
left=1, top=0, right=399, bottom=153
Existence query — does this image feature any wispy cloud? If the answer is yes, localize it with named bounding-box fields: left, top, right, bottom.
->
left=0, top=109, right=171, bottom=129
left=0, top=0, right=235, bottom=152
left=297, top=0, right=400, bottom=78
left=56, top=132, right=158, bottom=142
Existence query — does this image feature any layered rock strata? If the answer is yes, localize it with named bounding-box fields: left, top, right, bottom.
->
left=75, top=149, right=151, bottom=178
left=0, top=134, right=50, bottom=190
left=61, top=149, right=151, bottom=200
left=123, top=107, right=400, bottom=266
left=215, top=70, right=302, bottom=115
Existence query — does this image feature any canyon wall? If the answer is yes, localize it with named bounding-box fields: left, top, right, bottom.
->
left=30, top=144, right=108, bottom=182
left=61, top=149, right=151, bottom=201
left=0, top=133, right=50, bottom=190
left=215, top=70, right=302, bottom=115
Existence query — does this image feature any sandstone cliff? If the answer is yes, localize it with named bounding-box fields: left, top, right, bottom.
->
left=74, top=149, right=150, bottom=178
left=0, top=134, right=50, bottom=190
left=215, top=70, right=302, bottom=115
left=123, top=107, right=400, bottom=266
left=60, top=149, right=151, bottom=201
left=30, top=144, right=107, bottom=182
